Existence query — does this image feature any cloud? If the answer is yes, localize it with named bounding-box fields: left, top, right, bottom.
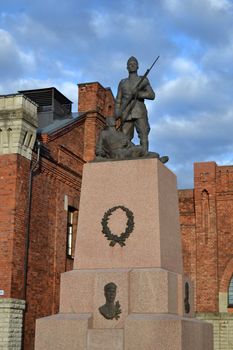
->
left=202, top=38, right=233, bottom=76
left=163, top=0, right=233, bottom=46
left=0, top=29, right=35, bottom=78
left=149, top=104, right=233, bottom=188
left=0, top=0, right=233, bottom=189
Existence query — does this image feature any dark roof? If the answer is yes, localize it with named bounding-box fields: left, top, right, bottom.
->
left=18, top=87, right=73, bottom=106
left=37, top=112, right=84, bottom=135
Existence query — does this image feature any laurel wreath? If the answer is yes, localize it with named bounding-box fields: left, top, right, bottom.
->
left=101, top=205, right=134, bottom=247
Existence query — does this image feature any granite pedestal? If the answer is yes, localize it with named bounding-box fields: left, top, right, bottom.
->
left=35, top=159, right=213, bottom=349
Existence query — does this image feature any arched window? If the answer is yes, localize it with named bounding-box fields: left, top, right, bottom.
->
left=228, top=276, right=233, bottom=307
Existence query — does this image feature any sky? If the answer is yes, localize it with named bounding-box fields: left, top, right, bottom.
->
left=0, top=0, right=233, bottom=188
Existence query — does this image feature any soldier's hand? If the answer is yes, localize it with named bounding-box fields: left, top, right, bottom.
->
left=115, top=109, right=122, bottom=119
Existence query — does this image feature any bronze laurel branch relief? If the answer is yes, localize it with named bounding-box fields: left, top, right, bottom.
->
left=101, top=205, right=134, bottom=247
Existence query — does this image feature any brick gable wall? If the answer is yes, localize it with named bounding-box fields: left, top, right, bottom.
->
left=179, top=162, right=233, bottom=314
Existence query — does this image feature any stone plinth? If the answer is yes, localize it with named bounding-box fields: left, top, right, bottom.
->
left=0, top=298, right=26, bottom=350
left=74, top=159, right=183, bottom=274
left=35, top=314, right=92, bottom=350
left=125, top=314, right=213, bottom=350
left=59, top=268, right=181, bottom=325
left=35, top=159, right=213, bottom=349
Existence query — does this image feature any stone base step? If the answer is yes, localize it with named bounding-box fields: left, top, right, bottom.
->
left=125, top=314, right=213, bottom=350
left=35, top=313, right=92, bottom=350
left=35, top=312, right=213, bottom=350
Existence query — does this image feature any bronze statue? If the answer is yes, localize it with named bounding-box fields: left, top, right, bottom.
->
left=95, top=117, right=168, bottom=163
left=96, top=117, right=147, bottom=160
left=115, top=56, right=155, bottom=154
left=94, top=56, right=169, bottom=163
left=99, top=282, right=121, bottom=320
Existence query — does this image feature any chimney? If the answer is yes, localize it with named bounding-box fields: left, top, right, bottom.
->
left=78, top=82, right=114, bottom=117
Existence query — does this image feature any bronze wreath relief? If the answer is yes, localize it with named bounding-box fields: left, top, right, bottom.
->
left=101, top=205, right=134, bottom=247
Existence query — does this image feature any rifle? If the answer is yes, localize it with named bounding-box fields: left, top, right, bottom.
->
left=117, top=55, right=160, bottom=130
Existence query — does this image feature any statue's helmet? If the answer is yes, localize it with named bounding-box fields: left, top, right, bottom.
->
left=106, top=116, right=116, bottom=127
left=127, top=56, right=138, bottom=66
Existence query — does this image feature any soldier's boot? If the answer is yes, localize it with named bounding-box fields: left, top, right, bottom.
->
left=159, top=156, right=169, bottom=164
left=140, top=139, right=149, bottom=155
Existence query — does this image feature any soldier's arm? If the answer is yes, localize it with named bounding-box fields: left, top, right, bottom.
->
left=137, top=77, right=155, bottom=100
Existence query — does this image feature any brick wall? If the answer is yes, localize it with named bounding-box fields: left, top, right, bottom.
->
left=178, top=189, right=196, bottom=284
left=179, top=161, right=233, bottom=349
left=22, top=148, right=82, bottom=349
left=0, top=155, right=16, bottom=298
left=78, top=82, right=114, bottom=117
left=22, top=112, right=102, bottom=349
left=77, top=82, right=114, bottom=162
left=22, top=86, right=109, bottom=349
left=48, top=121, right=85, bottom=162
left=0, top=84, right=111, bottom=349
left=179, top=162, right=233, bottom=313
left=0, top=154, right=30, bottom=299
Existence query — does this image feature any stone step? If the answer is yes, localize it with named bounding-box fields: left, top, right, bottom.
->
left=35, top=313, right=92, bottom=350
left=124, top=314, right=213, bottom=350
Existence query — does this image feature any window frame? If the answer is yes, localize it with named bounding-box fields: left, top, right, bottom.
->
left=66, top=206, right=77, bottom=259
left=228, top=275, right=233, bottom=308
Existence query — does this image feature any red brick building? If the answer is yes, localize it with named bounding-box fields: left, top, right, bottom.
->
left=0, top=80, right=233, bottom=350
left=179, top=162, right=233, bottom=349
left=0, top=83, right=114, bottom=349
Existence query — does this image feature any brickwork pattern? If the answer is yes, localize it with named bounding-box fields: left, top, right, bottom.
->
left=0, top=154, right=30, bottom=299
left=179, top=161, right=233, bottom=350
left=23, top=153, right=82, bottom=349
left=78, top=82, right=114, bottom=117
left=0, top=83, right=115, bottom=349
left=45, top=120, right=85, bottom=161
left=179, top=162, right=233, bottom=313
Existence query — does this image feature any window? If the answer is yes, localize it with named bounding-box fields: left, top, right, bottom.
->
left=66, top=206, right=77, bottom=258
left=23, top=131, right=28, bottom=145
left=228, top=276, right=233, bottom=307
left=27, top=134, right=33, bottom=147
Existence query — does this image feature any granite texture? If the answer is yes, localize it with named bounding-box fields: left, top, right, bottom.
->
left=87, top=329, right=124, bottom=350
left=125, top=314, right=213, bottom=350
left=74, top=159, right=183, bottom=273
left=35, top=313, right=92, bottom=350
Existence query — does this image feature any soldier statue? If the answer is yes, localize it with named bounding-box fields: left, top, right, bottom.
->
left=95, top=56, right=168, bottom=163
left=115, top=56, right=155, bottom=154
